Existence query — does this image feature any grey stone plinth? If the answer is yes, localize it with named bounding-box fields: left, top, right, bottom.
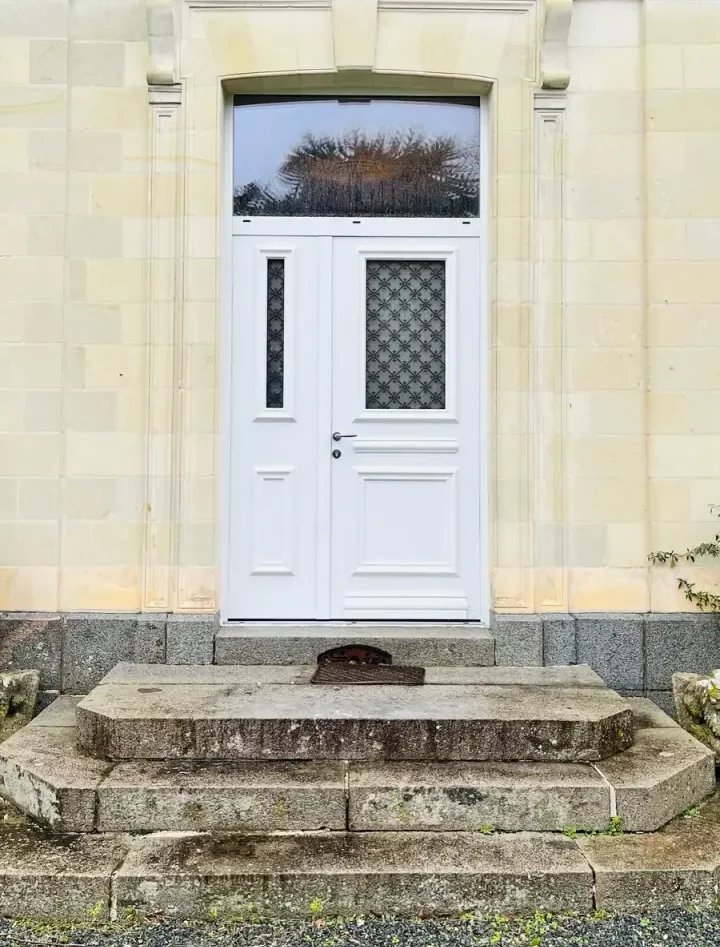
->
left=77, top=678, right=633, bottom=762
left=491, top=614, right=543, bottom=667
left=578, top=813, right=720, bottom=912
left=646, top=613, right=720, bottom=691
left=63, top=613, right=167, bottom=692
left=114, top=830, right=593, bottom=918
left=576, top=614, right=644, bottom=691
left=594, top=728, right=715, bottom=832
left=0, top=818, right=128, bottom=920
left=542, top=614, right=577, bottom=666
left=97, top=760, right=346, bottom=833
left=99, top=662, right=605, bottom=688
left=215, top=624, right=494, bottom=667
left=166, top=614, right=215, bottom=665
left=0, top=612, right=62, bottom=690
left=348, top=761, right=611, bottom=832
left=0, top=706, right=112, bottom=832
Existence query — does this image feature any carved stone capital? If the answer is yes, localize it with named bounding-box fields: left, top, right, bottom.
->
left=149, top=83, right=183, bottom=106
left=541, top=0, right=573, bottom=91
left=146, top=0, right=177, bottom=88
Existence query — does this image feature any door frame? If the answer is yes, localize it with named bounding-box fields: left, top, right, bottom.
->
left=219, top=92, right=491, bottom=624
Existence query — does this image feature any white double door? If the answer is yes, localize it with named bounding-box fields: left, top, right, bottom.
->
left=227, top=224, right=484, bottom=621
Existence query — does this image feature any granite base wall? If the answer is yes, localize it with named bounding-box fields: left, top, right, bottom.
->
left=2, top=611, right=719, bottom=716
left=492, top=612, right=720, bottom=716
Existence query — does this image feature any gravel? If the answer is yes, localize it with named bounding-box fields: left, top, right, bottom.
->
left=2, top=910, right=720, bottom=947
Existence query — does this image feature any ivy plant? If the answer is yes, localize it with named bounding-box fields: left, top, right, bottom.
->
left=648, top=506, right=720, bottom=611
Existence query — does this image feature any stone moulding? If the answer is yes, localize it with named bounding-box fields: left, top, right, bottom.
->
left=146, top=0, right=177, bottom=87
left=378, top=0, right=534, bottom=10
left=541, top=0, right=573, bottom=90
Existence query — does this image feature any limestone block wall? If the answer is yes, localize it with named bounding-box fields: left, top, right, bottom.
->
left=0, top=0, right=718, bottom=618
left=0, top=0, right=150, bottom=612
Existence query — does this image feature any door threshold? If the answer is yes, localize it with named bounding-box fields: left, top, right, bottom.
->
left=222, top=620, right=490, bottom=628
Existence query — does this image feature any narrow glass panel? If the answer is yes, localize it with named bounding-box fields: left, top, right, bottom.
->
left=365, top=260, right=446, bottom=410
left=266, top=259, right=285, bottom=408
left=234, top=96, right=480, bottom=218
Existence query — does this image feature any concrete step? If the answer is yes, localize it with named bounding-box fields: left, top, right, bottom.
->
left=75, top=664, right=633, bottom=762
left=215, top=624, right=495, bottom=666
left=4, top=792, right=720, bottom=920
left=1, top=696, right=713, bottom=835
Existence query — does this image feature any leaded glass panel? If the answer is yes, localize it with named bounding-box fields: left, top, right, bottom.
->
left=365, top=260, right=446, bottom=410
left=266, top=259, right=285, bottom=408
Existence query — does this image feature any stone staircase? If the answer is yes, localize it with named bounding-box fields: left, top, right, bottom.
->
left=0, top=625, right=717, bottom=919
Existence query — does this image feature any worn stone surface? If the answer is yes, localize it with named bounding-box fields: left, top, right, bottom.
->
left=100, top=662, right=605, bottom=688
left=0, top=722, right=112, bottom=832
left=542, top=615, right=577, bottom=666
left=215, top=625, right=495, bottom=667
left=0, top=816, right=129, bottom=919
left=63, top=614, right=167, bottom=693
left=595, top=728, right=715, bottom=832
left=166, top=614, right=215, bottom=666
left=33, top=695, right=83, bottom=728
left=97, top=760, right=346, bottom=833
left=578, top=814, right=720, bottom=912
left=115, top=830, right=593, bottom=918
left=576, top=615, right=645, bottom=691
left=0, top=669, right=40, bottom=742
left=426, top=665, right=604, bottom=687
left=348, top=761, right=611, bottom=832
left=492, top=615, right=543, bottom=667
left=626, top=697, right=679, bottom=730
left=0, top=613, right=63, bottom=691
left=646, top=613, right=720, bottom=691
left=77, top=682, right=633, bottom=762
left=646, top=690, right=676, bottom=718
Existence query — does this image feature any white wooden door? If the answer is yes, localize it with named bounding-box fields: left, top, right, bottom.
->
left=226, top=231, right=483, bottom=621
left=329, top=238, right=482, bottom=620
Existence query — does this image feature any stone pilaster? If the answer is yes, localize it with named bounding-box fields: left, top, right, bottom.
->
left=532, top=90, right=567, bottom=610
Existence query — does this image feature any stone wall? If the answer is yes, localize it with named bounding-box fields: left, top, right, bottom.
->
left=0, top=0, right=719, bottom=616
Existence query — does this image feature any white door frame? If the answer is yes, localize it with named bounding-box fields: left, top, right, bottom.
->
left=219, top=94, right=491, bottom=624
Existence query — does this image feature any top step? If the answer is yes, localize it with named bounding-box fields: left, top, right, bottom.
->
left=76, top=663, right=632, bottom=764
left=215, top=624, right=495, bottom=666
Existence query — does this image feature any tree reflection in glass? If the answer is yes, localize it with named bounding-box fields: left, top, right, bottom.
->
left=233, top=98, right=480, bottom=218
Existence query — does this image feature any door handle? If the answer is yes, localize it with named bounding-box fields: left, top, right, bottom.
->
left=332, top=432, right=357, bottom=441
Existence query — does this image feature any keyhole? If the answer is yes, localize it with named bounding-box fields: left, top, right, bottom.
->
left=332, top=449, right=342, bottom=459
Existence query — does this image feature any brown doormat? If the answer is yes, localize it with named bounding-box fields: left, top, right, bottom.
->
left=310, top=663, right=425, bottom=685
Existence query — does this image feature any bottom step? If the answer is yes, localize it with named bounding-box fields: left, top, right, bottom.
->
left=4, top=795, right=720, bottom=919
left=115, top=830, right=593, bottom=917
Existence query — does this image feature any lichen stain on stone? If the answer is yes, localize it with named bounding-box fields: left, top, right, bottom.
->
left=182, top=800, right=205, bottom=826
left=444, top=787, right=488, bottom=807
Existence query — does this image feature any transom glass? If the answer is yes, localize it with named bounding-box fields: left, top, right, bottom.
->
left=233, top=96, right=480, bottom=218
